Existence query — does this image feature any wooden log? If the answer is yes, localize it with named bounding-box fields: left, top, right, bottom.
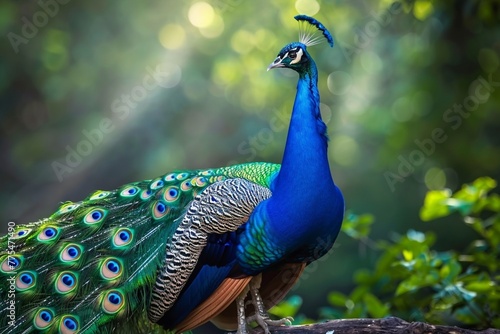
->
left=251, top=317, right=500, bottom=334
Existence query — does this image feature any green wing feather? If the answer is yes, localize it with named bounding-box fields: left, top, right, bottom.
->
left=0, top=162, right=279, bottom=334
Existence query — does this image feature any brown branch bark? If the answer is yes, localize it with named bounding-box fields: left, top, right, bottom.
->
left=252, top=317, right=500, bottom=334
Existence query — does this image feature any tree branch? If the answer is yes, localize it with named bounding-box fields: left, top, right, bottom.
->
left=252, top=317, right=500, bottom=334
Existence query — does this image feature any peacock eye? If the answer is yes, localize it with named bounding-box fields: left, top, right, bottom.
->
left=288, top=51, right=297, bottom=59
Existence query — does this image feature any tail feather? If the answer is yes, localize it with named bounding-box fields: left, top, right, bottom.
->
left=174, top=276, right=252, bottom=333
left=0, top=162, right=280, bottom=333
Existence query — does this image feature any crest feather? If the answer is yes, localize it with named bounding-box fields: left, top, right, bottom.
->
left=294, top=15, right=334, bottom=47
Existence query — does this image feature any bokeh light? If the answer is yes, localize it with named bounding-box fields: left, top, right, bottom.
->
left=295, top=0, right=320, bottom=16
left=425, top=167, right=446, bottom=189
left=391, top=96, right=414, bottom=122
left=413, top=0, right=434, bottom=21
left=231, top=30, right=255, bottom=54
left=327, top=71, right=352, bottom=95
left=158, top=24, right=186, bottom=49
left=188, top=2, right=215, bottom=28
left=199, top=14, right=224, bottom=38
left=331, top=134, right=360, bottom=167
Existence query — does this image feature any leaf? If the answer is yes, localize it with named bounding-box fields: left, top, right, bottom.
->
left=424, top=271, right=440, bottom=285
left=472, top=177, right=497, bottom=193
left=402, top=249, right=413, bottom=261
left=363, top=293, right=390, bottom=318
left=420, top=189, right=452, bottom=221
left=407, top=229, right=426, bottom=243
left=456, top=284, right=477, bottom=302
left=291, top=314, right=315, bottom=325
left=439, top=258, right=461, bottom=283
left=486, top=194, right=500, bottom=212
left=432, top=287, right=462, bottom=310
left=465, top=280, right=495, bottom=293
left=454, top=177, right=497, bottom=203
left=395, top=279, right=417, bottom=296
left=353, top=269, right=373, bottom=284
left=341, top=212, right=375, bottom=240
left=350, top=286, right=370, bottom=302
left=328, top=291, right=348, bottom=307
left=454, top=305, right=482, bottom=325
left=444, top=198, right=473, bottom=215
left=346, top=302, right=365, bottom=318
left=269, top=295, right=302, bottom=318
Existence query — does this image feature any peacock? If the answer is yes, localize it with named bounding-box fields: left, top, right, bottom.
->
left=0, top=15, right=344, bottom=334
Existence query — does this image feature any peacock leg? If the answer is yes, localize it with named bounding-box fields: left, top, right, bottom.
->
left=235, top=285, right=250, bottom=334
left=247, top=274, right=293, bottom=333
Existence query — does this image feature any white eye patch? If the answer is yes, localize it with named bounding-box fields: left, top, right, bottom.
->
left=289, top=48, right=303, bottom=65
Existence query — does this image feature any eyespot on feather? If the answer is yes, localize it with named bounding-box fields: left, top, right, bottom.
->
left=83, top=208, right=107, bottom=225
left=152, top=200, right=168, bottom=219
left=37, top=226, right=60, bottom=242
left=120, top=185, right=140, bottom=198
left=33, top=308, right=55, bottom=330
left=150, top=178, right=164, bottom=190
left=11, top=228, right=32, bottom=240
left=181, top=180, right=192, bottom=191
left=55, top=272, right=78, bottom=294
left=176, top=172, right=189, bottom=181
left=200, top=170, right=213, bottom=176
left=164, top=173, right=177, bottom=182
left=1, top=255, right=23, bottom=273
left=112, top=228, right=134, bottom=247
left=163, top=186, right=180, bottom=202
left=89, top=190, right=111, bottom=200
left=100, top=257, right=123, bottom=280
left=59, top=315, right=79, bottom=334
left=57, top=202, right=81, bottom=215
left=101, top=290, right=125, bottom=314
left=140, top=188, right=153, bottom=200
left=60, top=243, right=83, bottom=263
left=16, top=271, right=37, bottom=291
left=195, top=176, right=208, bottom=187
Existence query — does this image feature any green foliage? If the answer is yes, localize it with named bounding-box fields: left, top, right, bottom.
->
left=277, top=177, right=500, bottom=329
left=340, top=212, right=375, bottom=240
left=269, top=296, right=315, bottom=325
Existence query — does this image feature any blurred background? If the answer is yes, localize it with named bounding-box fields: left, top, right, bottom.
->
left=0, top=0, right=499, bottom=330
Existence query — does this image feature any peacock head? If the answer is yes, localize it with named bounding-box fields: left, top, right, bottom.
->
left=267, top=42, right=311, bottom=72
left=267, top=15, right=334, bottom=74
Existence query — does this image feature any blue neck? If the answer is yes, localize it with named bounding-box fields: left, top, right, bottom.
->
left=276, top=61, right=329, bottom=191
left=266, top=59, right=340, bottom=248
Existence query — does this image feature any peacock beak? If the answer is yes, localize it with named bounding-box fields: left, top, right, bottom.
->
left=267, top=57, right=285, bottom=71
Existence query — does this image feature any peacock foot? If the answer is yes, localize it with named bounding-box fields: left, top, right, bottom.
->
left=247, top=274, right=294, bottom=334
left=234, top=275, right=294, bottom=334
left=246, top=313, right=294, bottom=333
left=235, top=285, right=251, bottom=334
